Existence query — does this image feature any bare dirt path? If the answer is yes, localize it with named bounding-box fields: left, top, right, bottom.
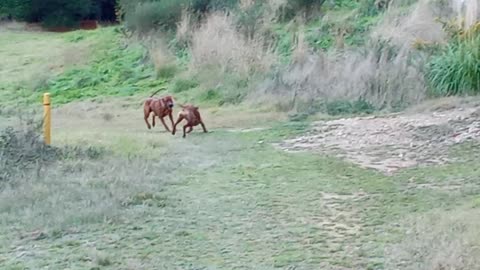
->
left=277, top=104, right=480, bottom=174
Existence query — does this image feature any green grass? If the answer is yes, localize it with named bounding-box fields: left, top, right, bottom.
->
left=1, top=9, right=480, bottom=269
left=427, top=34, right=480, bottom=96
left=0, top=1, right=384, bottom=109
left=1, top=119, right=480, bottom=269
left=40, top=28, right=164, bottom=105
left=0, top=27, right=166, bottom=107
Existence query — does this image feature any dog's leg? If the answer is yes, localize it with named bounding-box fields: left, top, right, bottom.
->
left=172, top=114, right=184, bottom=135
left=160, top=116, right=171, bottom=132
left=195, top=110, right=208, bottom=133
left=200, top=121, right=208, bottom=133
left=187, top=126, right=193, bottom=134
left=183, top=125, right=188, bottom=138
left=144, top=107, right=152, bottom=130
left=152, top=114, right=156, bottom=127
left=168, top=112, right=174, bottom=131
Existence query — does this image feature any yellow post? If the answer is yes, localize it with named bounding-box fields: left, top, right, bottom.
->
left=43, top=93, right=51, bottom=145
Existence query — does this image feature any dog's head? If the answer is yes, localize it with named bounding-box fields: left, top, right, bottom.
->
left=163, top=96, right=174, bottom=109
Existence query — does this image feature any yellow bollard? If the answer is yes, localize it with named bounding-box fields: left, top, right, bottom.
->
left=43, top=93, right=51, bottom=145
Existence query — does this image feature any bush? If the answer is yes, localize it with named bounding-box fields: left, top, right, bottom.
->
left=0, top=122, right=55, bottom=183
left=256, top=39, right=427, bottom=112
left=172, top=78, right=199, bottom=93
left=427, top=34, right=480, bottom=96
left=0, top=120, right=105, bottom=184
left=236, top=0, right=265, bottom=39
left=0, top=0, right=30, bottom=20
left=121, top=0, right=240, bottom=33
left=282, top=0, right=326, bottom=19
left=358, top=0, right=390, bottom=16
left=156, top=65, right=177, bottom=79
left=190, top=0, right=239, bottom=13
left=1, top=0, right=97, bottom=27
left=190, top=13, right=276, bottom=77
left=326, top=99, right=375, bottom=115
left=125, top=0, right=189, bottom=32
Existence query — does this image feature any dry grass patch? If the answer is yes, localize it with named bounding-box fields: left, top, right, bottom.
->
left=189, top=12, right=276, bottom=78
left=385, top=207, right=480, bottom=270
left=255, top=41, right=427, bottom=112
left=372, top=0, right=446, bottom=47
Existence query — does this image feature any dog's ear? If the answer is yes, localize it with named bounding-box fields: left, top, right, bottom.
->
left=194, top=106, right=199, bottom=110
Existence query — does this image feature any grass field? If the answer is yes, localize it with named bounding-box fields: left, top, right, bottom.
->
left=1, top=25, right=480, bottom=270
left=2, top=106, right=480, bottom=269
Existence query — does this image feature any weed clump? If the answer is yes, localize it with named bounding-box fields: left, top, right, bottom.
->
left=0, top=120, right=105, bottom=184
left=427, top=29, right=480, bottom=96
left=0, top=122, right=57, bottom=183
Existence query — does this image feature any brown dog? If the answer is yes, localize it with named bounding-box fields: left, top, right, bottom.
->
left=172, top=104, right=208, bottom=138
left=143, top=95, right=175, bottom=132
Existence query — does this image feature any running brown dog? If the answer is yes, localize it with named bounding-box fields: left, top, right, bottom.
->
left=172, top=104, right=208, bottom=138
left=143, top=95, right=175, bottom=132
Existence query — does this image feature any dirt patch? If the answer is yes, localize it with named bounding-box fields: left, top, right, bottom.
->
left=277, top=107, right=480, bottom=174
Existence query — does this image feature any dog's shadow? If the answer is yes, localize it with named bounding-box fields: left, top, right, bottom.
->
left=146, top=129, right=213, bottom=136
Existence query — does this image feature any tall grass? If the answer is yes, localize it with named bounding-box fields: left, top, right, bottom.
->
left=371, top=0, right=446, bottom=47
left=255, top=39, right=427, bottom=113
left=190, top=12, right=276, bottom=77
left=427, top=27, right=480, bottom=96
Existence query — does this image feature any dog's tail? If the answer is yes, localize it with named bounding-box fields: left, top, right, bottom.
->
left=149, top=87, right=166, bottom=98
left=139, top=87, right=167, bottom=106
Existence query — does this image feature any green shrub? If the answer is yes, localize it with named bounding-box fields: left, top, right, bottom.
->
left=357, top=0, right=381, bottom=16
left=124, top=0, right=189, bottom=32
left=0, top=121, right=105, bottom=183
left=199, top=88, right=222, bottom=103
left=289, top=0, right=326, bottom=8
left=1, top=0, right=97, bottom=27
left=190, top=0, right=238, bottom=13
left=172, top=78, right=199, bottom=93
left=427, top=34, right=480, bottom=96
left=121, top=0, right=239, bottom=33
left=156, top=65, right=177, bottom=79
left=282, top=0, right=326, bottom=19
left=236, top=1, right=265, bottom=39
left=0, top=0, right=30, bottom=20
left=326, top=99, right=375, bottom=115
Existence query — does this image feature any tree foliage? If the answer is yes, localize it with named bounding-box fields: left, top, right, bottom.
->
left=0, top=0, right=99, bottom=27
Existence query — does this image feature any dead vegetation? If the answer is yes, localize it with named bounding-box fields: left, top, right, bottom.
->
left=256, top=40, right=428, bottom=111
left=189, top=12, right=276, bottom=77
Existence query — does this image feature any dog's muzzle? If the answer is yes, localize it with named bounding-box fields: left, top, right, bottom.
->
left=168, top=104, right=174, bottom=108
